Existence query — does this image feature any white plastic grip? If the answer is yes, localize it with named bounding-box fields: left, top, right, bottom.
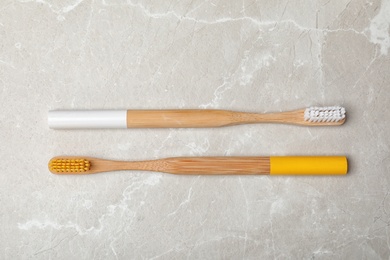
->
left=48, top=110, right=127, bottom=129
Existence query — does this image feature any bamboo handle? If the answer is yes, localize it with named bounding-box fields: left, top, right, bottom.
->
left=126, top=110, right=237, bottom=128
left=160, top=157, right=270, bottom=175
left=125, top=110, right=310, bottom=128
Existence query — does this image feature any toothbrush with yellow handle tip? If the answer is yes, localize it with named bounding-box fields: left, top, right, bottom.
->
left=48, top=156, right=348, bottom=175
left=48, top=106, right=346, bottom=129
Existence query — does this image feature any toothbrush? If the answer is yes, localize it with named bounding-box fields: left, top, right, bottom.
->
left=48, top=106, right=346, bottom=129
left=48, top=156, right=348, bottom=175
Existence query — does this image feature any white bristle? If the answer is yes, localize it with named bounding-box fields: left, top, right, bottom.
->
left=304, top=106, right=346, bottom=123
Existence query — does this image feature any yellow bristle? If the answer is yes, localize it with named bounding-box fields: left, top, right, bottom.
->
left=50, top=158, right=91, bottom=173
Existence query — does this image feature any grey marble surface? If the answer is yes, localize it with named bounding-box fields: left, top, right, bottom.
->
left=1, top=0, right=390, bottom=259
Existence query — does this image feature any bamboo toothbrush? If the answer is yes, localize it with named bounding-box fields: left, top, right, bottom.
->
left=48, top=156, right=348, bottom=175
left=48, top=106, right=346, bottom=129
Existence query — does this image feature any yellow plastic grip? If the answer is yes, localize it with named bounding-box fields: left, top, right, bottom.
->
left=270, top=156, right=348, bottom=175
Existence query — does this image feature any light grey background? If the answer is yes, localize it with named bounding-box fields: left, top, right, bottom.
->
left=1, top=0, right=389, bottom=259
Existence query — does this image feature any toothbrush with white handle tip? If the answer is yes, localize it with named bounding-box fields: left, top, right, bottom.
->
left=48, top=106, right=346, bottom=129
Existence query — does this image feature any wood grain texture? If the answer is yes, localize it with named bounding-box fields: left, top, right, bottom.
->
left=161, top=157, right=270, bottom=175
left=126, top=110, right=234, bottom=127
left=126, top=109, right=345, bottom=128
left=49, top=156, right=270, bottom=175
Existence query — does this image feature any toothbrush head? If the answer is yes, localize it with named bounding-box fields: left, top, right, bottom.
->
left=304, top=106, right=346, bottom=124
left=49, top=158, right=91, bottom=174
